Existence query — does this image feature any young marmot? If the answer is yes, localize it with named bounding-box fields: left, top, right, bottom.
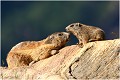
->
left=7, top=32, right=70, bottom=68
left=66, top=23, right=105, bottom=47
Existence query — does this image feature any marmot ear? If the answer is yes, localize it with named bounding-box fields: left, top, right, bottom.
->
left=45, top=37, right=52, bottom=44
left=79, top=23, right=82, bottom=27
left=45, top=39, right=51, bottom=44
left=45, top=36, right=54, bottom=44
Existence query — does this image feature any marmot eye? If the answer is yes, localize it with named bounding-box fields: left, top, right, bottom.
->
left=58, top=33, right=63, bottom=36
left=70, top=24, right=74, bottom=27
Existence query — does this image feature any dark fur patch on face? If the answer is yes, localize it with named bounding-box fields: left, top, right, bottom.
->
left=70, top=24, right=74, bottom=27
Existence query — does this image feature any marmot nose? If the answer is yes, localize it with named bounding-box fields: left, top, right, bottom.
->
left=65, top=26, right=70, bottom=31
left=64, top=32, right=70, bottom=38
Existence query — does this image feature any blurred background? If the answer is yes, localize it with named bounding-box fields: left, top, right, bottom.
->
left=1, top=1, right=119, bottom=66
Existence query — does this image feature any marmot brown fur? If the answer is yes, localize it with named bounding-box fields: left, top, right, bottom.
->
left=66, top=23, right=105, bottom=47
left=7, top=32, right=70, bottom=68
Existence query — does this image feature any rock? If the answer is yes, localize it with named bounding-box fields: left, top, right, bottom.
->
left=0, top=39, right=120, bottom=80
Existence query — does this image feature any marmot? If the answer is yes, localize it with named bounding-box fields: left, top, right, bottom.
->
left=7, top=32, right=70, bottom=68
left=66, top=23, right=105, bottom=47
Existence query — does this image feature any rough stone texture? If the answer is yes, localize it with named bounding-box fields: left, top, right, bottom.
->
left=0, top=39, right=120, bottom=80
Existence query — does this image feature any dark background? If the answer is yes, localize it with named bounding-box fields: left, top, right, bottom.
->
left=1, top=1, right=119, bottom=66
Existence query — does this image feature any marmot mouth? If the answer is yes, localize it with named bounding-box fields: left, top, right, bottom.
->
left=66, top=32, right=70, bottom=39
left=65, top=30, right=72, bottom=35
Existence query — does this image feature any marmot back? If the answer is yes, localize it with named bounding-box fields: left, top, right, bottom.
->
left=7, top=32, right=70, bottom=68
left=66, top=23, right=105, bottom=47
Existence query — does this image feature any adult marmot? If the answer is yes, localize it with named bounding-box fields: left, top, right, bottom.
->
left=7, top=32, right=70, bottom=68
left=66, top=23, right=105, bottom=47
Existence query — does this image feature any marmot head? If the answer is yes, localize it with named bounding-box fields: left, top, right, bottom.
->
left=65, top=23, right=84, bottom=32
left=45, top=32, right=70, bottom=48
